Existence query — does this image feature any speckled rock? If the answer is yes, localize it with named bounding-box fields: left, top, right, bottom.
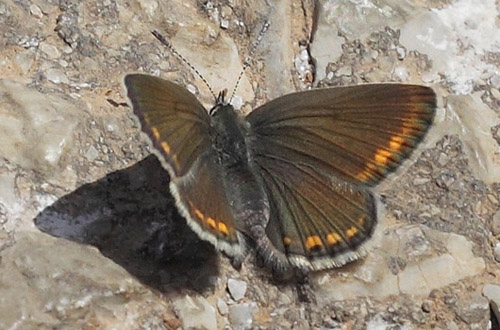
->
left=0, top=0, right=499, bottom=329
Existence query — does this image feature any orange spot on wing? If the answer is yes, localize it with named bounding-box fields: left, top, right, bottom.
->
left=389, top=136, right=404, bottom=151
left=356, top=171, right=370, bottom=182
left=357, top=215, right=366, bottom=226
left=218, top=222, right=229, bottom=235
left=194, top=209, right=204, bottom=220
left=305, top=235, right=323, bottom=250
left=346, top=226, right=358, bottom=238
left=161, top=141, right=171, bottom=154
left=374, top=149, right=391, bottom=165
left=283, top=236, right=292, bottom=246
left=326, top=232, right=341, bottom=245
left=172, top=154, right=180, bottom=169
left=207, top=217, right=216, bottom=229
left=151, top=127, right=161, bottom=139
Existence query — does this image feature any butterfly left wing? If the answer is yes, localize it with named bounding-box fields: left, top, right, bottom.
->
left=246, top=84, right=436, bottom=270
left=124, top=74, right=244, bottom=259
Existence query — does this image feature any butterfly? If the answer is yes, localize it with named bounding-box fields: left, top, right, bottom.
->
left=124, top=73, right=436, bottom=273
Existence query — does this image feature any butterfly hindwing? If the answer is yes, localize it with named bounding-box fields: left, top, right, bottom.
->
left=171, top=151, right=244, bottom=258
left=124, top=74, right=243, bottom=258
left=258, top=156, right=376, bottom=271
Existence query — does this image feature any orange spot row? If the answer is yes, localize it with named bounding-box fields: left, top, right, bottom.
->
left=304, top=227, right=361, bottom=250
left=356, top=133, right=405, bottom=182
left=190, top=204, right=229, bottom=236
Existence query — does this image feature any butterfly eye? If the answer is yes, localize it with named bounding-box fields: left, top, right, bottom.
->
left=209, top=104, right=221, bottom=116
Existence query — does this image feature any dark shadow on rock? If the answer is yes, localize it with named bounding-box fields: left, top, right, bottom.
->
left=34, top=155, right=219, bottom=294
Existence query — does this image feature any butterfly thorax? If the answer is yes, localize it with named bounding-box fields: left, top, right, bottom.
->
left=209, top=103, right=270, bottom=233
left=210, top=104, right=250, bottom=167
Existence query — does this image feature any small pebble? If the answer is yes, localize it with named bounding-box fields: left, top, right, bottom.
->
left=421, top=300, right=432, bottom=313
left=490, top=74, right=500, bottom=89
left=492, top=209, right=500, bottom=236
left=494, top=242, right=500, bottom=263
left=39, top=42, right=61, bottom=59
left=227, top=278, right=247, bottom=302
left=85, top=145, right=99, bottom=162
left=229, top=302, right=256, bottom=329
left=491, top=88, right=500, bottom=101
left=335, top=65, right=352, bottom=77
left=456, top=294, right=489, bottom=324
left=174, top=295, right=217, bottom=330
left=46, top=68, right=69, bottom=84
left=220, top=18, right=229, bottom=29
left=393, top=66, right=409, bottom=81
left=30, top=4, right=43, bottom=19
left=217, top=298, right=228, bottom=315
left=396, top=46, right=406, bottom=60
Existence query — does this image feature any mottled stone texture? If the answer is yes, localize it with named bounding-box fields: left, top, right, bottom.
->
left=0, top=0, right=499, bottom=329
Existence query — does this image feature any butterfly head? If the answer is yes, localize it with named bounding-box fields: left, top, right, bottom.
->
left=209, top=89, right=230, bottom=115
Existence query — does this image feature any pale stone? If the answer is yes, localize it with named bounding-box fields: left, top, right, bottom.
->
left=29, top=4, right=43, bottom=18
left=173, top=295, right=217, bottom=330
left=46, top=68, right=69, bottom=84
left=14, top=50, right=34, bottom=75
left=494, top=242, right=500, bottom=263
left=491, top=210, right=500, bottom=235
left=0, top=79, right=83, bottom=174
left=442, top=94, right=500, bottom=184
left=313, top=225, right=485, bottom=302
left=456, top=294, right=489, bottom=324
left=137, top=0, right=158, bottom=18
left=39, top=42, right=61, bottom=59
left=483, top=284, right=500, bottom=328
left=217, top=298, right=229, bottom=315
left=227, top=278, right=247, bottom=302
left=400, top=0, right=500, bottom=94
left=170, top=26, right=254, bottom=108
left=309, top=10, right=344, bottom=82
left=320, top=0, right=418, bottom=40
left=0, top=231, right=169, bottom=329
left=229, top=302, right=256, bottom=329
left=85, top=145, right=99, bottom=162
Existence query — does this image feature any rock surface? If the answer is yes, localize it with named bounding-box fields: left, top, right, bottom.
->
left=0, top=0, right=499, bottom=329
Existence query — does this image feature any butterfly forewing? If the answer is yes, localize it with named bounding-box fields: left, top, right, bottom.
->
left=248, top=84, right=436, bottom=186
left=125, top=74, right=212, bottom=177
left=124, top=74, right=243, bottom=258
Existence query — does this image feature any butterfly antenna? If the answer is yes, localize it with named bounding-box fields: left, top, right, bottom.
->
left=151, top=30, right=217, bottom=100
left=228, top=20, right=270, bottom=104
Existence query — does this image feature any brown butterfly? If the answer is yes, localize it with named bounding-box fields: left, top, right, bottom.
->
left=124, top=73, right=436, bottom=273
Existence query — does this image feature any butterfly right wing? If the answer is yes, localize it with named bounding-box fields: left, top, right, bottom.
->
left=124, top=74, right=244, bottom=258
left=246, top=84, right=435, bottom=271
